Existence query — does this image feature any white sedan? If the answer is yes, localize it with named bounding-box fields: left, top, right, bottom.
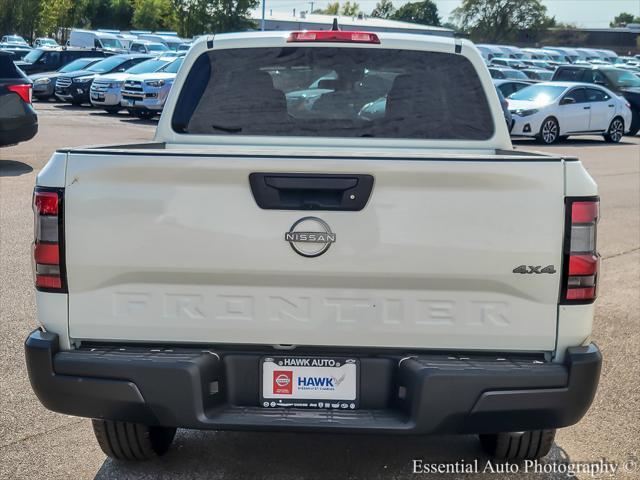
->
left=507, top=82, right=632, bottom=143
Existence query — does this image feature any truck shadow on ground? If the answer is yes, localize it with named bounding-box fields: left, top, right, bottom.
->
left=93, top=431, right=575, bottom=480
left=0, top=159, right=33, bottom=177
left=52, top=104, right=90, bottom=112
left=118, top=117, right=159, bottom=126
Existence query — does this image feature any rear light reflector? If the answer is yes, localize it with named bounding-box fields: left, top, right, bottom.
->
left=566, top=287, right=596, bottom=301
left=32, top=188, right=65, bottom=292
left=34, top=191, right=59, bottom=215
left=34, top=242, right=60, bottom=265
left=568, top=254, right=598, bottom=276
left=7, top=84, right=32, bottom=104
left=287, top=31, right=380, bottom=44
left=562, top=197, right=599, bottom=303
left=35, top=275, right=62, bottom=289
left=571, top=201, right=599, bottom=223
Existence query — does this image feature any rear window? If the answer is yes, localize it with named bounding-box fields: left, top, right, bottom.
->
left=553, top=68, right=584, bottom=82
left=172, top=47, right=494, bottom=140
left=0, top=53, right=22, bottom=79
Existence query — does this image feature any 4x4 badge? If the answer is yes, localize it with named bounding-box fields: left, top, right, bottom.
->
left=285, top=217, right=336, bottom=257
left=513, top=265, right=556, bottom=274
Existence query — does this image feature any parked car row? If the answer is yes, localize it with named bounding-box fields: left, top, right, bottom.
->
left=480, top=42, right=640, bottom=140
left=0, top=30, right=193, bottom=62
left=26, top=52, right=184, bottom=119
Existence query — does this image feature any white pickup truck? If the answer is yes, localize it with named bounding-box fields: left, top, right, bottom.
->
left=26, top=30, right=602, bottom=463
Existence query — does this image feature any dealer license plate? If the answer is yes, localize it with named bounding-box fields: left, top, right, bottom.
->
left=261, top=356, right=359, bottom=409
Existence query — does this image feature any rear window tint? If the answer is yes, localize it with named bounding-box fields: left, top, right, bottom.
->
left=0, top=53, right=22, bottom=79
left=554, top=69, right=585, bottom=82
left=172, top=47, right=494, bottom=140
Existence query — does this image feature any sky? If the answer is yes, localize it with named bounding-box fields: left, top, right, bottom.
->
left=261, top=0, right=640, bottom=28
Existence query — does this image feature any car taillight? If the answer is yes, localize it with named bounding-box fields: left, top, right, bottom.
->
left=32, top=188, right=66, bottom=292
left=561, top=197, right=599, bottom=303
left=7, top=84, right=32, bottom=104
left=287, top=31, right=380, bottom=44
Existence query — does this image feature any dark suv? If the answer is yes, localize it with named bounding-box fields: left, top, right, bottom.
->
left=14, top=48, right=112, bottom=75
left=0, top=51, right=37, bottom=146
left=552, top=65, right=640, bottom=135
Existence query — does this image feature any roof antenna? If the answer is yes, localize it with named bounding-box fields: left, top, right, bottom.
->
left=332, top=18, right=340, bottom=31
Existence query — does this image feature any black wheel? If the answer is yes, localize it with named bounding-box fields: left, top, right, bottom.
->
left=537, top=117, right=559, bottom=144
left=92, top=419, right=176, bottom=461
left=104, top=107, right=121, bottom=114
left=604, top=117, right=624, bottom=143
left=479, top=429, right=555, bottom=461
left=628, top=108, right=639, bottom=136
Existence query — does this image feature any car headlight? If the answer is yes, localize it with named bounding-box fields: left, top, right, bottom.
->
left=73, top=76, right=94, bottom=83
left=514, top=108, right=539, bottom=117
left=145, top=79, right=165, bottom=87
left=34, top=77, right=50, bottom=84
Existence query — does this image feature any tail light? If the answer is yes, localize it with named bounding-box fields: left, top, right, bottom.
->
left=561, top=197, right=599, bottom=303
left=287, top=31, right=380, bottom=44
left=7, top=84, right=33, bottom=104
left=32, top=188, right=66, bottom=292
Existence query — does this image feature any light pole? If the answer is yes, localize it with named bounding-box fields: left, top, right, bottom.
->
left=261, top=0, right=266, bottom=31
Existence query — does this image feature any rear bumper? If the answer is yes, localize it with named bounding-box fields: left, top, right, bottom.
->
left=55, top=85, right=90, bottom=104
left=0, top=108, right=38, bottom=147
left=33, top=83, right=54, bottom=98
left=89, top=87, right=122, bottom=107
left=25, top=329, right=601, bottom=434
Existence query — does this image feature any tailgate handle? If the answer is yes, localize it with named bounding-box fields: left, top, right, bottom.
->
left=249, top=173, right=374, bottom=211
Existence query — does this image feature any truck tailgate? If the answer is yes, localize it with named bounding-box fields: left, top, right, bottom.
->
left=64, top=153, right=565, bottom=351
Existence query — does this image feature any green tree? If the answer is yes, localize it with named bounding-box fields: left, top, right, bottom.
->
left=19, top=0, right=42, bottom=41
left=452, top=0, right=553, bottom=43
left=341, top=1, right=360, bottom=16
left=392, top=0, right=440, bottom=26
left=0, top=0, right=22, bottom=38
left=132, top=0, right=173, bottom=30
left=610, top=12, right=640, bottom=27
left=315, top=2, right=340, bottom=15
left=371, top=0, right=394, bottom=19
left=209, top=0, right=258, bottom=33
left=37, top=0, right=73, bottom=37
left=110, top=0, right=135, bottom=30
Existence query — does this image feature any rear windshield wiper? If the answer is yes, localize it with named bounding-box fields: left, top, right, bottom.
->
left=211, top=124, right=242, bottom=133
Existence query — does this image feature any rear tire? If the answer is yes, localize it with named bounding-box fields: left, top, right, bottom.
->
left=537, top=117, right=559, bottom=144
left=92, top=419, right=176, bottom=461
left=604, top=117, right=624, bottom=143
left=479, top=429, right=556, bottom=461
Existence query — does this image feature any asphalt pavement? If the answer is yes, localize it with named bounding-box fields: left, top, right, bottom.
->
left=0, top=103, right=638, bottom=479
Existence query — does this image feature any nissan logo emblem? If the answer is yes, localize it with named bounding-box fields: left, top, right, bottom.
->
left=285, top=217, right=336, bottom=257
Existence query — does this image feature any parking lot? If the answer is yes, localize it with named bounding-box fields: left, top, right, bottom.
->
left=1, top=102, right=639, bottom=479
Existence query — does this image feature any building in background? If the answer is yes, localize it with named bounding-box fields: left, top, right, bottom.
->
left=250, top=10, right=454, bottom=37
